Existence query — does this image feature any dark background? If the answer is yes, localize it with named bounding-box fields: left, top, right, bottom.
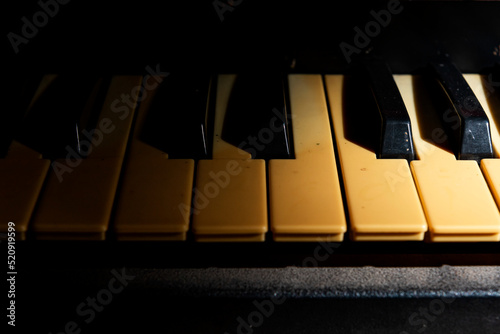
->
left=4, top=0, right=500, bottom=75
left=3, top=1, right=500, bottom=333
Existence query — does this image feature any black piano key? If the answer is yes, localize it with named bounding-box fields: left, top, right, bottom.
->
left=77, top=76, right=112, bottom=148
left=15, top=75, right=108, bottom=160
left=1, top=74, right=42, bottom=158
left=428, top=61, right=494, bottom=161
left=360, top=60, right=415, bottom=161
left=221, top=72, right=292, bottom=160
left=342, top=74, right=381, bottom=155
left=139, top=74, right=212, bottom=160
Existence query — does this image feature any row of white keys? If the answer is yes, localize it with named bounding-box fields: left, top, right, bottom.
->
left=113, top=74, right=269, bottom=242
left=395, top=74, right=500, bottom=241
left=115, top=70, right=500, bottom=242
left=31, top=76, right=142, bottom=239
left=8, top=71, right=500, bottom=242
left=114, top=74, right=346, bottom=242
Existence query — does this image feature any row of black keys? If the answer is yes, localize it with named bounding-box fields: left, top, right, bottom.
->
left=3, top=60, right=500, bottom=162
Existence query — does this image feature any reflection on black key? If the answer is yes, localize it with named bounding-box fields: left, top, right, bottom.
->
left=361, top=60, right=415, bottom=161
left=15, top=75, right=109, bottom=160
left=221, top=72, right=292, bottom=159
left=140, top=74, right=212, bottom=160
left=428, top=61, right=494, bottom=161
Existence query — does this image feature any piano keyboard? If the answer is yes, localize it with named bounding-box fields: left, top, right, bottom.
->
left=2, top=62, right=500, bottom=243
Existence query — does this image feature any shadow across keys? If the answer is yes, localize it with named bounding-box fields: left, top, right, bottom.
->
left=221, top=72, right=293, bottom=160
left=342, top=75, right=380, bottom=155
left=139, top=73, right=213, bottom=160
left=411, top=75, right=455, bottom=156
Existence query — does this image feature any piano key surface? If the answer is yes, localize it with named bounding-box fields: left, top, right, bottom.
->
left=269, top=74, right=346, bottom=241
left=3, top=69, right=500, bottom=243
